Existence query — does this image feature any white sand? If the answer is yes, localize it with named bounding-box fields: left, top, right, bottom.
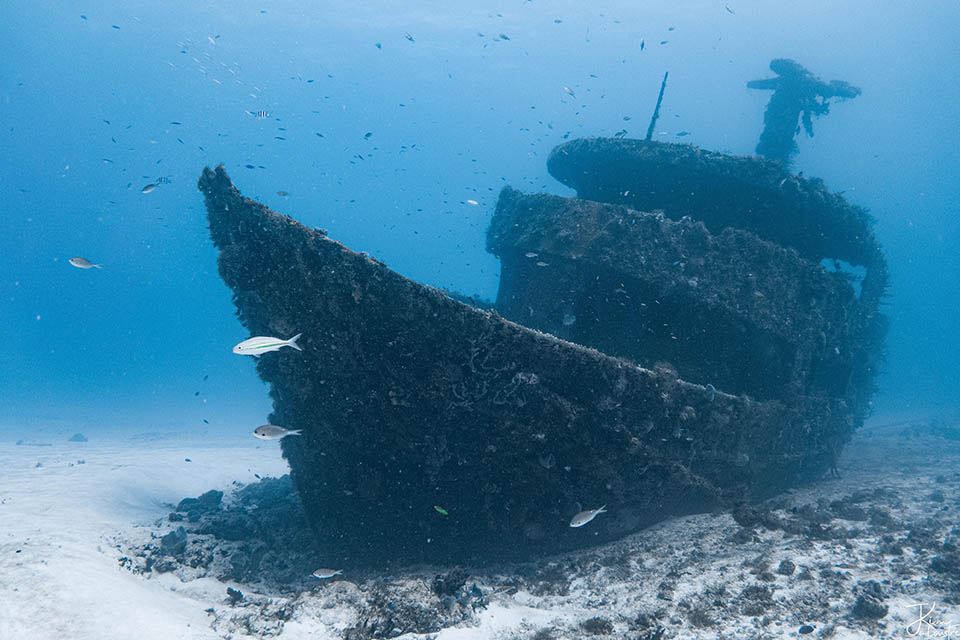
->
left=0, top=435, right=291, bottom=640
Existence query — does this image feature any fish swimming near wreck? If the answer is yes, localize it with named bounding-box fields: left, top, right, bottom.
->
left=233, top=333, right=302, bottom=357
left=68, top=257, right=102, bottom=269
left=253, top=425, right=302, bottom=440
left=570, top=505, right=607, bottom=528
left=311, top=568, right=343, bottom=579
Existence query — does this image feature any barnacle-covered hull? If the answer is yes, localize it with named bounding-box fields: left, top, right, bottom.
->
left=198, top=164, right=856, bottom=567
left=543, top=138, right=887, bottom=428
left=489, top=187, right=855, bottom=402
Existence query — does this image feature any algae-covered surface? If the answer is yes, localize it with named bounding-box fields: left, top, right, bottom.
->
left=197, top=159, right=881, bottom=568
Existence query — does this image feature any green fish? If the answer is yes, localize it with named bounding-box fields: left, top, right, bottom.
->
left=434, top=505, right=448, bottom=515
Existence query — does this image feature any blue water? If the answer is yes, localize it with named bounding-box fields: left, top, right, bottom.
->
left=2, top=0, right=958, bottom=436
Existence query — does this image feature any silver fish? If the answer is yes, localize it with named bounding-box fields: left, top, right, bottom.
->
left=141, top=183, right=158, bottom=194
left=253, top=425, right=302, bottom=440
left=562, top=86, right=576, bottom=98
left=312, top=568, right=342, bottom=579
left=570, top=505, right=607, bottom=528
left=233, top=333, right=302, bottom=357
left=69, top=257, right=102, bottom=269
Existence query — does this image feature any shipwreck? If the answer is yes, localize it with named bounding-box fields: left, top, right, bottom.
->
left=198, top=64, right=885, bottom=567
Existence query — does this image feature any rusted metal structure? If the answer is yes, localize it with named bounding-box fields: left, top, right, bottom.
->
left=198, top=137, right=885, bottom=566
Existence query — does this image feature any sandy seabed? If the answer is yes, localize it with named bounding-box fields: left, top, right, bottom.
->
left=1, top=418, right=958, bottom=640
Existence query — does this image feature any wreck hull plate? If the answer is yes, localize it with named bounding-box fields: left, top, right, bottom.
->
left=200, top=166, right=849, bottom=566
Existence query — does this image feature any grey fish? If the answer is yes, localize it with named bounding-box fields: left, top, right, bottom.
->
left=570, top=505, right=607, bottom=528
left=233, top=333, right=302, bottom=357
left=253, top=425, right=302, bottom=440
left=69, top=257, right=102, bottom=269
left=311, top=568, right=342, bottom=579
left=141, top=183, right=158, bottom=194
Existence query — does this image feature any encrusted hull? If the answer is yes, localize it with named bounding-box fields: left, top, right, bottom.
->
left=198, top=138, right=885, bottom=566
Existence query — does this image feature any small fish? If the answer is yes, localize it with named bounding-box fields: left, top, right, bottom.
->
left=725, top=4, right=735, bottom=14
left=364, top=132, right=372, bottom=139
left=253, top=425, right=303, bottom=440
left=248, top=110, right=269, bottom=119
left=434, top=506, right=448, bottom=515
left=404, top=33, right=415, bottom=42
left=69, top=257, right=102, bottom=270
left=375, top=42, right=382, bottom=49
left=276, top=190, right=289, bottom=196
left=141, top=183, right=158, bottom=194
left=157, top=176, right=172, bottom=184
left=562, top=86, right=576, bottom=98
left=499, top=33, right=510, bottom=40
left=524, top=252, right=538, bottom=258
left=536, top=261, right=549, bottom=267
left=676, top=131, right=691, bottom=137
left=570, top=505, right=607, bottom=528
left=202, top=419, right=209, bottom=424
left=466, top=199, right=479, bottom=206
left=233, top=333, right=303, bottom=357
left=640, top=39, right=645, bottom=51
left=312, top=568, right=343, bottom=579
